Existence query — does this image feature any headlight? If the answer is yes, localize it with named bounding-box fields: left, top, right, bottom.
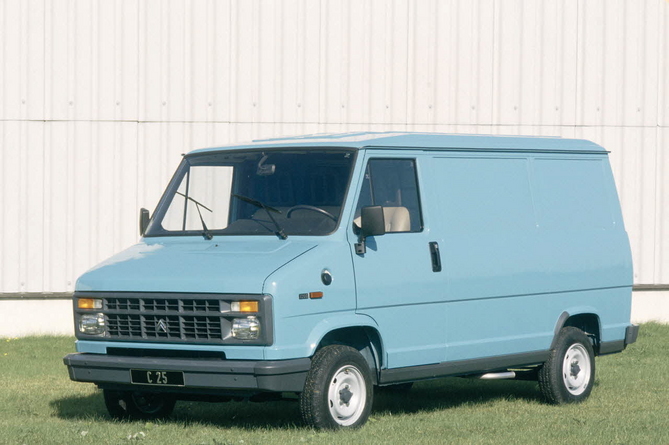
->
left=232, top=316, right=261, bottom=340
left=79, top=313, right=105, bottom=335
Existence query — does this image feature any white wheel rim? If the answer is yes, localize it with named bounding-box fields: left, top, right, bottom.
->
left=327, top=365, right=366, bottom=426
left=562, top=344, right=591, bottom=396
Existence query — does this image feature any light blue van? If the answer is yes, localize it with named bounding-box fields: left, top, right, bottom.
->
left=64, top=132, right=638, bottom=429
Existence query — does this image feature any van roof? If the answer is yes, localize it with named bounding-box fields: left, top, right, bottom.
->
left=189, top=132, right=606, bottom=155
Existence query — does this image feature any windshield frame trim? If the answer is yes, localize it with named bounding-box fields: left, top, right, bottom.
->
left=143, top=147, right=359, bottom=238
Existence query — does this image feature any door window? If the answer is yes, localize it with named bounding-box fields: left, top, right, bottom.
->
left=355, top=159, right=423, bottom=232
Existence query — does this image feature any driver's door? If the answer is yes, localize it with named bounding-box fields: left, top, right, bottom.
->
left=350, top=156, right=446, bottom=369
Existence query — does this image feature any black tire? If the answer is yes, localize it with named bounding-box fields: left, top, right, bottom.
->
left=299, top=345, right=374, bottom=430
left=538, top=327, right=595, bottom=404
left=103, top=389, right=176, bottom=420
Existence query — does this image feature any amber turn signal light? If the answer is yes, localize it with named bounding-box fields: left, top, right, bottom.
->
left=231, top=301, right=259, bottom=312
left=77, top=298, right=102, bottom=309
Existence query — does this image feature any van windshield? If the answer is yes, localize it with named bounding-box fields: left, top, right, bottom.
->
left=145, top=149, right=356, bottom=238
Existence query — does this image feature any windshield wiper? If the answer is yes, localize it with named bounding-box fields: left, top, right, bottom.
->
left=176, top=191, right=213, bottom=240
left=232, top=194, right=287, bottom=240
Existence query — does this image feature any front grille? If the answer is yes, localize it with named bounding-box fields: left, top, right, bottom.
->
left=74, top=292, right=273, bottom=346
left=107, top=314, right=141, bottom=337
left=143, top=298, right=179, bottom=312
left=182, top=299, right=219, bottom=312
left=106, top=297, right=212, bottom=313
left=104, top=296, right=224, bottom=341
left=106, top=298, right=140, bottom=311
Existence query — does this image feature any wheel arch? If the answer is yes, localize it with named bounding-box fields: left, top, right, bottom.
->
left=315, top=326, right=384, bottom=385
left=551, top=310, right=602, bottom=354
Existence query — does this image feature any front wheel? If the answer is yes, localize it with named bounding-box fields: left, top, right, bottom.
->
left=299, top=345, right=374, bottom=430
left=538, top=327, right=595, bottom=404
left=103, top=389, right=176, bottom=420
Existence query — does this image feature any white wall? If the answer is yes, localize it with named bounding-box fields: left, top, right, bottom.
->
left=0, top=299, right=73, bottom=337
left=631, top=291, right=669, bottom=325
left=0, top=0, right=668, bottom=299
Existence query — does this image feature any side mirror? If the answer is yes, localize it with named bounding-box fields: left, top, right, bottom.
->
left=139, top=208, right=150, bottom=236
left=360, top=206, right=386, bottom=237
left=355, top=206, right=385, bottom=254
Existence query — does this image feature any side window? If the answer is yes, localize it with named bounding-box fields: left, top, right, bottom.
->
left=355, top=159, right=423, bottom=232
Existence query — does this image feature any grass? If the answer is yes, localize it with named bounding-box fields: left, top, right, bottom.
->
left=0, top=323, right=667, bottom=445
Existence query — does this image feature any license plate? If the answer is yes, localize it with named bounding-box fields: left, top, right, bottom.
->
left=130, top=369, right=184, bottom=386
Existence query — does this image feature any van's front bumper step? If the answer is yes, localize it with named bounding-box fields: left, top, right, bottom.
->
left=63, top=353, right=310, bottom=393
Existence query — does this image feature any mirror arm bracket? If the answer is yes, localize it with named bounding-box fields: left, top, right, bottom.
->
left=139, top=208, right=150, bottom=237
left=354, top=236, right=367, bottom=255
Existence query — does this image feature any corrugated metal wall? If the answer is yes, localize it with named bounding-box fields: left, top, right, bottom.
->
left=1, top=0, right=667, bottom=294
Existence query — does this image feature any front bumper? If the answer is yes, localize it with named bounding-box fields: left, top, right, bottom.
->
left=63, top=353, right=310, bottom=393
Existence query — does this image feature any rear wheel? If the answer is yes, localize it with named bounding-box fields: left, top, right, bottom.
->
left=538, top=327, right=595, bottom=404
left=299, top=345, right=374, bottom=430
left=103, top=389, right=176, bottom=420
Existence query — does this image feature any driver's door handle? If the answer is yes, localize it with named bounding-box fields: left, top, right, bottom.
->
left=429, top=242, right=442, bottom=272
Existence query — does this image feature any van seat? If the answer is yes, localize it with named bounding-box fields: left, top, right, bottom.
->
left=353, top=206, right=411, bottom=233
left=382, top=206, right=411, bottom=232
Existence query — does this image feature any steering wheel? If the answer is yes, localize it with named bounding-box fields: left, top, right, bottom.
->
left=286, top=205, right=337, bottom=221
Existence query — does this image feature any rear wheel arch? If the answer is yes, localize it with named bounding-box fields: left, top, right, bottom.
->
left=552, top=312, right=601, bottom=354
